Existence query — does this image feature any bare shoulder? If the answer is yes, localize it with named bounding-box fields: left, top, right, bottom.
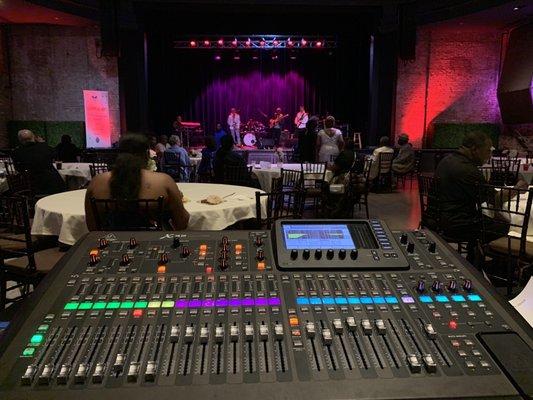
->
left=88, top=171, right=111, bottom=187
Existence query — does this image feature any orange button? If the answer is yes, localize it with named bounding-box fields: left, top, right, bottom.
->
left=89, top=249, right=99, bottom=256
left=289, top=317, right=299, bottom=326
left=257, top=262, right=265, bottom=270
left=199, top=244, right=207, bottom=252
left=235, top=244, right=243, bottom=251
left=157, top=265, right=166, bottom=273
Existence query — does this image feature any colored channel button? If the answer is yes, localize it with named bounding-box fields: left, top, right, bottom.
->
left=30, top=334, right=44, bottom=345
left=64, top=302, right=79, bottom=310
left=22, top=347, right=35, bottom=357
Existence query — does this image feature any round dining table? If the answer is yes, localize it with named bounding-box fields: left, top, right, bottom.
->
left=251, top=163, right=334, bottom=192
left=31, top=183, right=265, bottom=245
left=56, top=162, right=93, bottom=183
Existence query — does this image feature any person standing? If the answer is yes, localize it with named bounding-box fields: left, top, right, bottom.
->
left=316, top=116, right=344, bottom=164
left=299, top=115, right=318, bottom=162
left=294, top=105, right=308, bottom=134
left=227, top=108, right=241, bottom=146
left=213, top=123, right=228, bottom=149
left=269, top=107, right=286, bottom=146
left=54, top=134, right=81, bottom=162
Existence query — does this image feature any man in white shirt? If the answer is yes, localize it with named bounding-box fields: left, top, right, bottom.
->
left=227, top=108, right=241, bottom=146
left=294, top=105, right=308, bottom=132
left=369, top=136, right=394, bottom=180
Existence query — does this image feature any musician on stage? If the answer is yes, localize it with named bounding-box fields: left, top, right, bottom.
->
left=172, top=114, right=183, bottom=133
left=227, top=108, right=241, bottom=146
left=270, top=107, right=287, bottom=146
left=294, top=105, right=308, bottom=135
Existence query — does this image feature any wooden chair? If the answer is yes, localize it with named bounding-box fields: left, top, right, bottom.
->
left=223, top=165, right=254, bottom=187
left=300, top=162, right=327, bottom=216
left=375, top=152, right=394, bottom=191
left=477, top=185, right=533, bottom=296
left=490, top=158, right=521, bottom=186
left=396, top=153, right=420, bottom=190
left=0, top=196, right=64, bottom=309
left=351, top=158, right=373, bottom=218
left=89, top=197, right=165, bottom=231
left=89, top=162, right=110, bottom=178
left=272, top=168, right=303, bottom=192
left=255, top=190, right=305, bottom=229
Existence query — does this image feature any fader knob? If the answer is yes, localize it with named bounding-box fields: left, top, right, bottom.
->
left=254, top=236, right=263, bottom=247
left=431, top=280, right=443, bottom=293
left=350, top=249, right=359, bottom=260
left=314, top=249, right=322, bottom=260
left=290, top=250, right=298, bottom=260
left=159, top=253, right=169, bottom=264
left=400, top=233, right=409, bottom=245
left=256, top=250, right=265, bottom=261
left=338, top=249, right=346, bottom=260
left=89, top=254, right=100, bottom=266
left=302, top=249, right=310, bottom=260
left=172, top=237, right=181, bottom=248
left=180, top=246, right=190, bottom=258
left=129, top=237, right=137, bottom=249
left=407, top=242, right=415, bottom=253
left=463, top=279, right=473, bottom=292
left=120, top=254, right=130, bottom=266
left=219, top=260, right=229, bottom=271
left=98, top=238, right=108, bottom=249
left=416, top=280, right=426, bottom=293
left=222, top=236, right=229, bottom=245
left=428, top=241, right=436, bottom=253
left=447, top=280, right=458, bottom=292
left=326, top=249, right=334, bottom=260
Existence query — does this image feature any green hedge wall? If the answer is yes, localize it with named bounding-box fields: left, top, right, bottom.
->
left=7, top=121, right=86, bottom=148
left=432, top=123, right=500, bottom=149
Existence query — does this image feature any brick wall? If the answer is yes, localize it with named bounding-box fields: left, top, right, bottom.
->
left=395, top=27, right=503, bottom=148
left=0, top=26, right=12, bottom=148
left=7, top=25, right=120, bottom=145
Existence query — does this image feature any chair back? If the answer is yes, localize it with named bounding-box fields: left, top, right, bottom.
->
left=255, top=190, right=305, bottom=229
left=476, top=185, right=533, bottom=258
left=300, top=162, right=327, bottom=189
left=0, top=196, right=35, bottom=267
left=490, top=158, right=521, bottom=186
left=273, top=168, right=303, bottom=192
left=89, top=163, right=110, bottom=178
left=377, top=152, right=394, bottom=175
left=527, top=151, right=533, bottom=165
left=3, top=160, right=17, bottom=176
left=90, top=197, right=165, bottom=231
left=223, top=165, right=253, bottom=187
left=417, top=174, right=440, bottom=229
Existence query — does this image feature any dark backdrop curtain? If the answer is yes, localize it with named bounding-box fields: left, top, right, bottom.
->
left=147, top=30, right=370, bottom=137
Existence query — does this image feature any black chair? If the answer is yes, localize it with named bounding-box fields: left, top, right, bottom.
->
left=350, top=158, right=373, bottom=218
left=300, top=162, right=327, bottom=216
left=3, top=160, right=16, bottom=176
left=0, top=196, right=63, bottom=309
left=272, top=168, right=303, bottom=192
left=89, top=162, right=110, bottom=178
left=396, top=154, right=420, bottom=190
left=476, top=185, right=533, bottom=296
left=255, top=190, right=305, bottom=229
left=89, top=197, right=165, bottom=231
left=490, top=158, right=521, bottom=186
left=375, top=152, right=394, bottom=191
left=527, top=151, right=533, bottom=165
left=223, top=165, right=254, bottom=187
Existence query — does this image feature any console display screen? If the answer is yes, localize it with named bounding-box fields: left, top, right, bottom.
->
left=282, top=224, right=356, bottom=250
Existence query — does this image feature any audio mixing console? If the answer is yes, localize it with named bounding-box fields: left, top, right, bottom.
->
left=0, top=219, right=532, bottom=399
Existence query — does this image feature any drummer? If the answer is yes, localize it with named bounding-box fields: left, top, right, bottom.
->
left=213, top=123, right=228, bottom=149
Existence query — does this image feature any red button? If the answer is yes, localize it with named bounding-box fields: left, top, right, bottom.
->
left=448, top=320, right=458, bottom=330
left=133, top=309, right=143, bottom=318
left=206, top=266, right=213, bottom=274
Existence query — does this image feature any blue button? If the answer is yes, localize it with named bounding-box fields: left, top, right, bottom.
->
left=385, top=296, right=398, bottom=304
left=348, top=297, right=360, bottom=304
left=467, top=294, right=482, bottom=302
left=360, top=297, right=373, bottom=304
left=435, top=295, right=449, bottom=303
left=373, top=297, right=385, bottom=304
left=419, top=295, right=433, bottom=303
left=296, top=297, right=309, bottom=305
left=322, top=297, right=335, bottom=305
left=451, top=295, right=466, bottom=302
left=310, top=297, right=322, bottom=305
left=335, top=297, right=348, bottom=305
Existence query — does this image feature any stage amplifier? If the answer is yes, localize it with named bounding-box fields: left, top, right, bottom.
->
left=1, top=220, right=532, bottom=399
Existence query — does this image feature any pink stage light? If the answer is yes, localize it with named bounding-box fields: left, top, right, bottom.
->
left=203, top=40, right=210, bottom=47
left=214, top=54, right=221, bottom=61
left=245, top=38, right=252, bottom=47
left=273, top=39, right=279, bottom=47
left=232, top=38, right=238, bottom=47
left=189, top=40, right=197, bottom=47
left=217, top=39, right=224, bottom=46
left=315, top=41, right=323, bottom=48
left=259, top=39, right=266, bottom=47
left=287, top=38, right=294, bottom=47
left=301, top=38, right=307, bottom=47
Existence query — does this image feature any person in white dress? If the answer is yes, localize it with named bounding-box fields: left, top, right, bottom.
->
left=316, top=116, right=344, bottom=164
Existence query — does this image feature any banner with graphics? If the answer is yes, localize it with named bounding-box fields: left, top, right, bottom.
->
left=83, top=90, right=111, bottom=148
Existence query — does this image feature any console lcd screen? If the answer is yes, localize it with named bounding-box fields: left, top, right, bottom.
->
left=282, top=224, right=356, bottom=250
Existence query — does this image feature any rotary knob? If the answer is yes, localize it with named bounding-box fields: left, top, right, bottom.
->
left=350, top=249, right=358, bottom=260
left=129, top=237, right=137, bottom=249
left=89, top=254, right=100, bottom=265
left=400, top=233, right=409, bottom=245
left=462, top=279, right=473, bottom=292
left=302, top=249, right=310, bottom=260
left=98, top=238, right=108, bottom=249
left=172, top=237, right=181, bottom=248
left=338, top=249, right=346, bottom=260
left=120, top=254, right=130, bottom=266
left=256, top=250, right=265, bottom=261
left=431, top=280, right=443, bottom=293
left=407, top=242, right=415, bottom=253
left=314, top=249, right=322, bottom=260
left=254, top=236, right=263, bottom=247
left=290, top=250, right=298, bottom=260
left=427, top=241, right=436, bottom=253
left=447, top=280, right=458, bottom=292
left=159, top=253, right=169, bottom=264
left=180, top=246, right=190, bottom=258
left=326, top=249, right=334, bottom=260
left=416, top=280, right=426, bottom=293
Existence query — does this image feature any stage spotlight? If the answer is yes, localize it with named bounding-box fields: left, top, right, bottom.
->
left=301, top=38, right=307, bottom=47
left=246, top=38, right=252, bottom=47
left=232, top=38, right=238, bottom=47
left=217, top=38, right=224, bottom=46
left=214, top=54, right=221, bottom=61
left=252, top=50, right=259, bottom=60
left=315, top=41, right=323, bottom=48
left=203, top=40, right=210, bottom=47
left=189, top=40, right=197, bottom=47
left=233, top=51, right=241, bottom=60
left=289, top=50, right=297, bottom=60
left=271, top=52, right=278, bottom=60
left=273, top=39, right=279, bottom=47
left=260, top=39, right=266, bottom=47
left=287, top=38, right=294, bottom=47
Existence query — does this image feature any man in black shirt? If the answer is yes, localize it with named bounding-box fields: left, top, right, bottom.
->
left=213, top=135, right=252, bottom=186
left=12, top=129, right=65, bottom=195
left=54, top=134, right=81, bottom=162
left=435, top=131, right=527, bottom=260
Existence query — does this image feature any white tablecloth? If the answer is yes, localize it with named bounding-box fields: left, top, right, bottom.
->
left=31, top=183, right=265, bottom=245
left=251, top=163, right=333, bottom=192
left=56, top=162, right=93, bottom=183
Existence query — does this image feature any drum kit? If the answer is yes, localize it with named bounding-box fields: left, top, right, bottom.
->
left=241, top=119, right=266, bottom=147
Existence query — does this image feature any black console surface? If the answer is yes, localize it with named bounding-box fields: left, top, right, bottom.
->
left=0, top=220, right=531, bottom=399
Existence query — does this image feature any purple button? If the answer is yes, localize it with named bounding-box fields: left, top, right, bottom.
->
left=228, top=299, right=242, bottom=307
left=268, top=297, right=281, bottom=306
left=242, top=298, right=255, bottom=307
left=202, top=299, right=215, bottom=307
left=215, top=299, right=228, bottom=307
left=175, top=299, right=188, bottom=309
left=401, top=296, right=415, bottom=304
left=189, top=299, right=202, bottom=308
left=255, top=298, right=268, bottom=306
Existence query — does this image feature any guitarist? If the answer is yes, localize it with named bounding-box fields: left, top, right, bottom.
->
left=227, top=108, right=241, bottom=147
left=294, top=105, right=308, bottom=135
left=269, top=107, right=288, bottom=146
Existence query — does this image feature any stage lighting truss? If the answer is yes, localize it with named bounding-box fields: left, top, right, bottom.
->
left=174, top=35, right=337, bottom=50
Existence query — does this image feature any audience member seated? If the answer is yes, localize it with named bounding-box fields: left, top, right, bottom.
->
left=214, top=135, right=252, bottom=185
left=54, top=134, right=81, bottom=162
left=197, top=136, right=217, bottom=178
left=85, top=134, right=189, bottom=231
left=392, top=133, right=415, bottom=174
left=214, top=123, right=228, bottom=149
left=12, top=129, right=66, bottom=195
left=155, top=134, right=170, bottom=156
left=368, top=136, right=394, bottom=180
left=434, top=131, right=528, bottom=261
left=148, top=135, right=158, bottom=158
left=164, top=135, right=191, bottom=181
left=329, top=139, right=356, bottom=182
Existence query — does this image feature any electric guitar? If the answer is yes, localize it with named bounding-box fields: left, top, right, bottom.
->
left=269, top=113, right=289, bottom=128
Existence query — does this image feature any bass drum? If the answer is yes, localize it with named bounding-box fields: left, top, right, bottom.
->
left=243, top=133, right=257, bottom=147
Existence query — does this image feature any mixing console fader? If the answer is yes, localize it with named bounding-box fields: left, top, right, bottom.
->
left=1, top=220, right=532, bottom=399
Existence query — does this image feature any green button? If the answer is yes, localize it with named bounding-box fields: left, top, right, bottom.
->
left=37, top=324, right=49, bottom=332
left=22, top=347, right=35, bottom=357
left=30, top=334, right=44, bottom=345
left=106, top=301, right=120, bottom=309
left=93, top=302, right=107, bottom=310
left=148, top=301, right=161, bottom=308
left=79, top=302, right=93, bottom=310
left=161, top=301, right=174, bottom=308
left=134, top=301, right=148, bottom=309
left=64, top=302, right=79, bottom=310
left=120, top=301, right=134, bottom=309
